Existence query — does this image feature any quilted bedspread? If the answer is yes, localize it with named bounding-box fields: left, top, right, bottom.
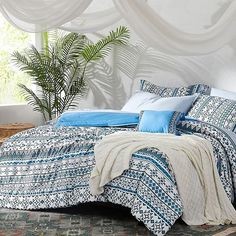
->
left=0, top=120, right=235, bottom=236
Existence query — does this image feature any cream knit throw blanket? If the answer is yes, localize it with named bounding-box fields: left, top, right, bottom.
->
left=89, top=131, right=236, bottom=225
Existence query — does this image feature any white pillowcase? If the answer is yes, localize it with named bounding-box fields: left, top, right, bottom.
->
left=122, top=91, right=159, bottom=113
left=122, top=91, right=197, bottom=114
left=138, top=95, right=197, bottom=114
left=211, top=88, right=236, bottom=101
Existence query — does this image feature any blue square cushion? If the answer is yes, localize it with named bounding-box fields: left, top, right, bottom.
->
left=138, top=110, right=184, bottom=134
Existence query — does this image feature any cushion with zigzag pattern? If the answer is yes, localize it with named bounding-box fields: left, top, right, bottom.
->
left=140, top=80, right=210, bottom=97
left=187, top=95, right=236, bottom=133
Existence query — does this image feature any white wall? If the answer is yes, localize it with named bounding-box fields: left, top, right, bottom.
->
left=77, top=0, right=236, bottom=110
left=0, top=104, right=43, bottom=126
left=76, top=34, right=236, bottom=111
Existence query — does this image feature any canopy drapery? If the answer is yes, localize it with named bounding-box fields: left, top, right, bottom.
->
left=1, top=0, right=236, bottom=55
left=59, top=7, right=121, bottom=33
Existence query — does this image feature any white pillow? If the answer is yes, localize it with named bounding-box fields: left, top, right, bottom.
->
left=138, top=95, right=197, bottom=114
left=122, top=91, right=159, bottom=113
left=122, top=91, right=197, bottom=114
left=211, top=88, right=236, bottom=101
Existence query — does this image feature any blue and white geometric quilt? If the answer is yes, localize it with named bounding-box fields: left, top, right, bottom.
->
left=0, top=120, right=235, bottom=236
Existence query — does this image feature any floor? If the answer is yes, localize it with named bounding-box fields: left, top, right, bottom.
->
left=0, top=203, right=236, bottom=236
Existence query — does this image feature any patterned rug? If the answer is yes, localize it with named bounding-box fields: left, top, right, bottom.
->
left=0, top=203, right=236, bottom=236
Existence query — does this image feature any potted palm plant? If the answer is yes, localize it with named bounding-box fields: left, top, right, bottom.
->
left=12, top=26, right=129, bottom=121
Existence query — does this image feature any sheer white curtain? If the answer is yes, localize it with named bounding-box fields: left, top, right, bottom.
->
left=60, top=7, right=121, bottom=33
left=0, top=0, right=92, bottom=32
left=113, top=0, right=236, bottom=55
left=1, top=0, right=236, bottom=55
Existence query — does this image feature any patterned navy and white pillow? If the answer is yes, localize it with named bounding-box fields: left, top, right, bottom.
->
left=138, top=110, right=183, bottom=134
left=140, top=80, right=210, bottom=97
left=187, top=95, right=236, bottom=133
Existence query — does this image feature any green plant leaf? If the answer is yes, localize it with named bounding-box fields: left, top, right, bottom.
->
left=12, top=26, right=130, bottom=121
left=81, top=26, right=129, bottom=63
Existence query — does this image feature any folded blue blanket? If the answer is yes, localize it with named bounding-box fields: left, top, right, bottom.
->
left=55, top=111, right=139, bottom=127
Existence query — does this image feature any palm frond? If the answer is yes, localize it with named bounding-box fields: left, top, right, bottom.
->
left=82, top=26, right=129, bottom=63
left=18, top=83, right=49, bottom=121
left=13, top=27, right=130, bottom=121
left=55, top=33, right=87, bottom=66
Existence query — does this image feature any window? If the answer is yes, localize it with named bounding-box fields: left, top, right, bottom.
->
left=0, top=14, right=35, bottom=104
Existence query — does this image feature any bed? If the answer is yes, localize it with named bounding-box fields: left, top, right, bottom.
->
left=0, top=82, right=236, bottom=236
left=0, top=118, right=235, bottom=236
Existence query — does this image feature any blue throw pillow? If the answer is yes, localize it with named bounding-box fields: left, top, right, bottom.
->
left=138, top=110, right=183, bottom=134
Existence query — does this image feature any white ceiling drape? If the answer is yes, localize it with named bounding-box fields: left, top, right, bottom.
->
left=0, top=0, right=92, bottom=32
left=59, top=7, right=121, bottom=33
left=113, top=0, right=236, bottom=55
left=1, top=0, right=236, bottom=55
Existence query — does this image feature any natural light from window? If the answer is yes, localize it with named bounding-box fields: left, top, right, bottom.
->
left=0, top=13, right=34, bottom=105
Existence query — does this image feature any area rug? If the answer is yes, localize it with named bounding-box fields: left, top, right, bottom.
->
left=0, top=203, right=235, bottom=236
